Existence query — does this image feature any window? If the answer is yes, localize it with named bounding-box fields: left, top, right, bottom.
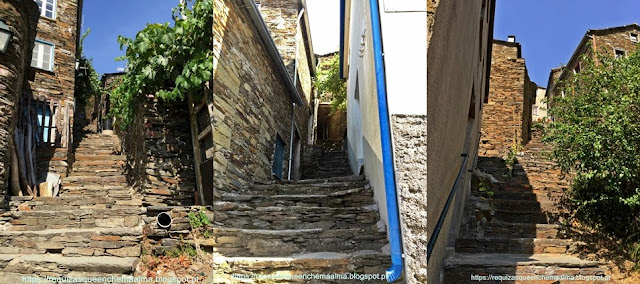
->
left=31, top=41, right=54, bottom=71
left=573, top=62, right=580, bottom=74
left=615, top=49, right=626, bottom=59
left=255, top=1, right=261, bottom=9
left=35, top=0, right=56, bottom=19
left=533, top=106, right=538, bottom=115
left=631, top=33, right=638, bottom=43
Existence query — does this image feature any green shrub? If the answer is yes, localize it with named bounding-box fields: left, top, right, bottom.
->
left=544, top=45, right=640, bottom=245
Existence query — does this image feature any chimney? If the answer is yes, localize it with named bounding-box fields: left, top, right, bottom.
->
left=507, top=35, right=516, bottom=43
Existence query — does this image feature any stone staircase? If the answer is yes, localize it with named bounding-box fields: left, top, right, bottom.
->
left=301, top=140, right=353, bottom=179
left=443, top=133, right=611, bottom=283
left=211, top=175, right=393, bottom=283
left=0, top=132, right=143, bottom=279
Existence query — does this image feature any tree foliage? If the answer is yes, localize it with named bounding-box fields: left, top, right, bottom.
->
left=313, top=55, right=346, bottom=111
left=75, top=29, right=104, bottom=104
left=111, top=0, right=213, bottom=128
left=544, top=46, right=640, bottom=244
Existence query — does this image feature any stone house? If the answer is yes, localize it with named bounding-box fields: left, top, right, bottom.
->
left=426, top=0, right=496, bottom=283
left=340, top=0, right=428, bottom=282
left=213, top=0, right=317, bottom=193
left=532, top=86, right=548, bottom=122
left=478, top=37, right=537, bottom=158
left=547, top=23, right=640, bottom=105
left=0, top=0, right=82, bottom=198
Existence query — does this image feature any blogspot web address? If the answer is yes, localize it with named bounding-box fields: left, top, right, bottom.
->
left=471, top=274, right=612, bottom=281
left=232, top=272, right=387, bottom=281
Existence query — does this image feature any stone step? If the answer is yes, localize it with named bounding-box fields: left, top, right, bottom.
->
left=213, top=251, right=390, bottom=283
left=491, top=199, right=560, bottom=213
left=72, top=149, right=116, bottom=155
left=244, top=181, right=369, bottom=195
left=0, top=254, right=138, bottom=275
left=68, top=160, right=126, bottom=167
left=222, top=188, right=375, bottom=209
left=2, top=208, right=144, bottom=231
left=443, top=253, right=607, bottom=284
left=464, top=223, right=563, bottom=239
left=0, top=227, right=142, bottom=257
left=63, top=175, right=127, bottom=184
left=491, top=191, right=539, bottom=201
left=185, top=227, right=388, bottom=257
left=74, top=154, right=126, bottom=161
left=213, top=204, right=381, bottom=230
left=7, top=196, right=139, bottom=211
left=493, top=209, right=558, bottom=224
left=455, top=238, right=574, bottom=254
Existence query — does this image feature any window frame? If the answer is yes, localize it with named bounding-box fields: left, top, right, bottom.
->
left=614, top=48, right=626, bottom=59
left=630, top=32, right=638, bottom=43
left=31, top=39, right=55, bottom=72
left=35, top=0, right=57, bottom=20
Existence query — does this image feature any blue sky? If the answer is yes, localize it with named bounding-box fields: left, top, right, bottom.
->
left=81, top=0, right=178, bottom=75
left=494, top=0, right=640, bottom=87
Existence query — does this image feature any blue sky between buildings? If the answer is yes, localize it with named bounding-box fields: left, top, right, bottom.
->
left=81, top=0, right=176, bottom=75
left=494, top=0, right=640, bottom=87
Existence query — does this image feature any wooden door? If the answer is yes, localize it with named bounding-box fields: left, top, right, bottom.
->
left=188, top=94, right=214, bottom=205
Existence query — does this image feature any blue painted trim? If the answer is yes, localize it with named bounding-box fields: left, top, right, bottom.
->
left=339, top=0, right=345, bottom=79
left=368, top=0, right=403, bottom=281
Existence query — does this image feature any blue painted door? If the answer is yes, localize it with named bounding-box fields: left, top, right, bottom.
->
left=272, top=135, right=285, bottom=180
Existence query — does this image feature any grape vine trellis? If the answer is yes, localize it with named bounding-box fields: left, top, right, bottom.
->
left=110, top=0, right=213, bottom=129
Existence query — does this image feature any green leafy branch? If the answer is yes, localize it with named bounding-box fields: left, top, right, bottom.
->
left=110, top=0, right=213, bottom=129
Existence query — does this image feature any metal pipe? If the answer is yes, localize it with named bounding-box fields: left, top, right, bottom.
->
left=288, top=8, right=305, bottom=180
left=157, top=212, right=173, bottom=229
left=366, top=0, right=403, bottom=281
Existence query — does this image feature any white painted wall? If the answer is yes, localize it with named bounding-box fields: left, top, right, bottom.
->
left=379, top=0, right=427, bottom=115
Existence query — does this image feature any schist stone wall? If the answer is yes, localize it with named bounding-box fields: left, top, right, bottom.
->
left=479, top=40, right=535, bottom=158
left=29, top=0, right=80, bottom=177
left=141, top=98, right=197, bottom=207
left=392, top=115, right=427, bottom=284
left=0, top=0, right=39, bottom=203
left=213, top=0, right=302, bottom=190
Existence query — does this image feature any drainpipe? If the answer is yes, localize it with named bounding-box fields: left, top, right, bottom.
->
left=288, top=8, right=305, bottom=180
left=368, top=0, right=403, bottom=281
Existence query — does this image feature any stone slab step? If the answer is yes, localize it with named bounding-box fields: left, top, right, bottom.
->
left=493, top=209, right=558, bottom=224
left=455, top=238, right=575, bottom=254
left=465, top=223, right=563, bottom=239
left=213, top=203, right=380, bottom=230
left=443, top=253, right=608, bottom=284
left=63, top=175, right=127, bottom=184
left=224, top=187, right=375, bottom=208
left=0, top=254, right=138, bottom=274
left=184, top=227, right=388, bottom=257
left=0, top=227, right=143, bottom=257
left=213, top=250, right=390, bottom=283
left=490, top=199, right=560, bottom=213
left=2, top=208, right=144, bottom=230
left=74, top=154, right=126, bottom=161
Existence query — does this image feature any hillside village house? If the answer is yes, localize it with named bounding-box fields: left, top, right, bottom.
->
left=339, top=0, right=429, bottom=282
left=213, top=0, right=316, bottom=192
left=478, top=37, right=537, bottom=158
left=532, top=86, right=547, bottom=122
left=0, top=0, right=82, bottom=199
left=427, top=0, right=496, bottom=282
left=547, top=23, right=640, bottom=104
